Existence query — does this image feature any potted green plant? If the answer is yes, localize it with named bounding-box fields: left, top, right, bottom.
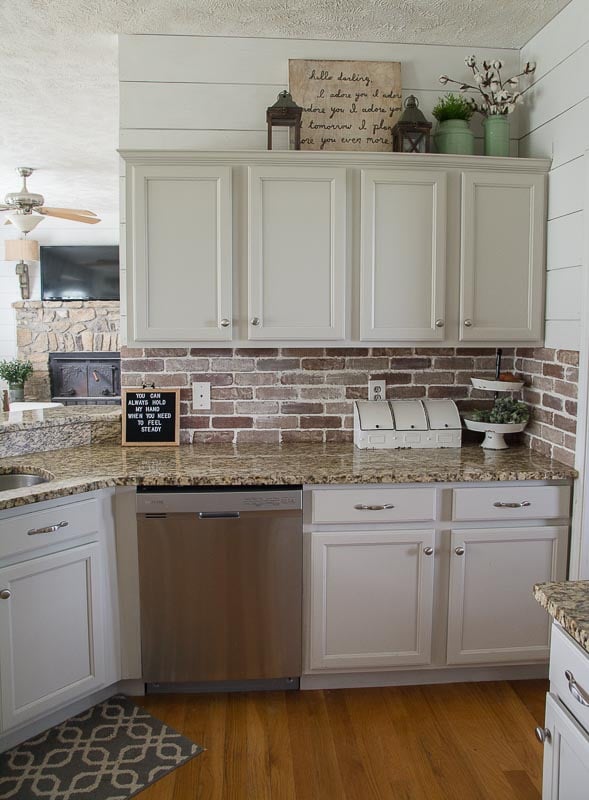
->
left=0, top=358, right=34, bottom=403
left=439, top=56, right=536, bottom=157
left=432, top=93, right=475, bottom=155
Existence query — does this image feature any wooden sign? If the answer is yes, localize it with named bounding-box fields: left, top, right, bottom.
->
left=122, top=388, right=180, bottom=446
left=289, top=59, right=402, bottom=151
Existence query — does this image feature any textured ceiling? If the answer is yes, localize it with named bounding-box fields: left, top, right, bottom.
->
left=0, top=0, right=570, bottom=226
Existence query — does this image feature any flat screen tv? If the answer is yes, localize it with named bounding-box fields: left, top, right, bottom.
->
left=40, top=245, right=120, bottom=301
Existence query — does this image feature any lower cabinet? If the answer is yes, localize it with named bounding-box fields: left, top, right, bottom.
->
left=0, top=543, right=106, bottom=731
left=541, top=693, right=589, bottom=800
left=309, top=529, right=435, bottom=670
left=446, top=526, right=568, bottom=665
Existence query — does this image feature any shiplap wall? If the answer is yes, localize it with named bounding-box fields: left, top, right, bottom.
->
left=519, top=0, right=589, bottom=351
left=118, top=35, right=520, bottom=151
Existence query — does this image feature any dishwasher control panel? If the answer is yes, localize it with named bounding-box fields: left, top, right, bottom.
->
left=136, top=488, right=302, bottom=514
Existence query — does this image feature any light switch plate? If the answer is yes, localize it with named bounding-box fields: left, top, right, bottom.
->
left=368, top=379, right=386, bottom=402
left=192, top=381, right=211, bottom=410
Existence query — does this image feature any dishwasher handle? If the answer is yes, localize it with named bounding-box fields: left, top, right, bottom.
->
left=198, top=511, right=241, bottom=520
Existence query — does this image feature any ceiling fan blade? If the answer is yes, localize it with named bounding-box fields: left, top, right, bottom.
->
left=39, top=206, right=98, bottom=217
left=38, top=208, right=101, bottom=224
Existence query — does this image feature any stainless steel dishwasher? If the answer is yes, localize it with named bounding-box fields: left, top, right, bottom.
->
left=136, top=486, right=302, bottom=691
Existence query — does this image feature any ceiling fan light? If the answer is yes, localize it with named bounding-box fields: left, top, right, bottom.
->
left=7, top=213, right=44, bottom=233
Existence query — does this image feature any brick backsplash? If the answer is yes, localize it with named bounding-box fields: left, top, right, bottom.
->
left=120, top=346, right=579, bottom=463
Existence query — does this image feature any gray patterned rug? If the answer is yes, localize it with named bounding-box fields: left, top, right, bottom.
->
left=0, top=695, right=203, bottom=800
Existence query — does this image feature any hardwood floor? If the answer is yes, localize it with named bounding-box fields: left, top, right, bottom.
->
left=135, top=679, right=547, bottom=799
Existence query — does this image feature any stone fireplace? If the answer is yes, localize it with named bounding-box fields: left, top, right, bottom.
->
left=13, top=300, right=120, bottom=401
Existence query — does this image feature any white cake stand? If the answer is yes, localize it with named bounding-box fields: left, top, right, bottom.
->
left=463, top=418, right=528, bottom=450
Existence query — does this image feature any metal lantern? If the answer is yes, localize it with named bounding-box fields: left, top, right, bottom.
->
left=392, top=95, right=432, bottom=154
left=267, top=90, right=303, bottom=150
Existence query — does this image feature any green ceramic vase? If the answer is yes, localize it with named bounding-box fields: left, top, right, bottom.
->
left=434, top=119, right=475, bottom=155
left=483, top=115, right=510, bottom=157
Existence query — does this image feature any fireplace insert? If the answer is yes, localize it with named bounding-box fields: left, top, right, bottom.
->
left=48, top=352, right=120, bottom=405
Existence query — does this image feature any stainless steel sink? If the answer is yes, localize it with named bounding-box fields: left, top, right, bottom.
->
left=0, top=473, right=51, bottom=490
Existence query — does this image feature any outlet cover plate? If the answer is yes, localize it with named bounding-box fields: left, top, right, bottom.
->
left=192, top=381, right=211, bottom=410
left=368, top=379, right=386, bottom=402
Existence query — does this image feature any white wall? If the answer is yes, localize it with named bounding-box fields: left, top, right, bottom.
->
left=119, top=35, right=520, bottom=152
left=519, top=0, right=589, bottom=351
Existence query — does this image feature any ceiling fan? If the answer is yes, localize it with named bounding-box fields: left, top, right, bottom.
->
left=0, top=167, right=101, bottom=232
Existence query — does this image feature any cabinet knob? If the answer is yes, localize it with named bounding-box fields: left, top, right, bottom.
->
left=0, top=589, right=11, bottom=600
left=535, top=726, right=551, bottom=743
left=219, top=318, right=231, bottom=328
left=463, top=319, right=473, bottom=327
left=435, top=319, right=444, bottom=328
left=423, top=546, right=434, bottom=556
left=454, top=546, right=465, bottom=556
left=250, top=317, right=261, bottom=327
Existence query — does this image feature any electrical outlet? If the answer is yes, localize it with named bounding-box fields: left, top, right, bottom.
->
left=368, top=379, right=386, bottom=402
left=192, top=381, right=211, bottom=410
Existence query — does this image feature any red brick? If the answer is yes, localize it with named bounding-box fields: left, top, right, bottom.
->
left=144, top=373, right=188, bottom=387
left=281, top=430, right=324, bottom=443
left=325, top=347, right=367, bottom=356
left=190, top=372, right=233, bottom=386
left=164, top=357, right=209, bottom=372
left=212, top=416, right=253, bottom=428
left=326, top=430, right=354, bottom=443
left=557, top=350, right=579, bottom=366
left=302, top=357, right=346, bottom=370
left=190, top=348, right=231, bottom=357
left=554, top=414, right=577, bottom=434
left=236, top=430, right=280, bottom=444
left=554, top=380, right=578, bottom=399
left=566, top=367, right=579, bottom=383
left=236, top=372, right=277, bottom=386
left=212, top=387, right=253, bottom=400
left=520, top=347, right=555, bottom=361
left=418, top=371, right=456, bottom=385
left=522, top=389, right=541, bottom=405
left=235, top=401, right=279, bottom=414
left=542, top=394, right=563, bottom=411
left=123, top=358, right=163, bottom=372
left=280, top=372, right=325, bottom=385
left=300, top=387, right=346, bottom=400
left=541, top=425, right=564, bottom=445
left=300, top=415, right=342, bottom=428
left=371, top=372, right=412, bottom=385
left=325, top=402, right=353, bottom=414
left=120, top=346, right=143, bottom=358
left=530, top=375, right=554, bottom=391
left=528, top=436, right=552, bottom=457
left=552, top=446, right=575, bottom=467
left=211, top=357, right=255, bottom=372
left=456, top=348, right=497, bottom=356
left=144, top=348, right=188, bottom=357
left=372, top=347, right=414, bottom=356
left=180, top=416, right=210, bottom=429
left=256, top=358, right=301, bottom=371
left=415, top=347, right=456, bottom=356
left=121, top=373, right=142, bottom=387
left=543, top=363, right=564, bottom=379
left=210, top=401, right=235, bottom=415
left=281, top=348, right=326, bottom=357
left=191, top=431, right=234, bottom=443
left=390, top=357, right=431, bottom=370
left=254, top=416, right=298, bottom=429
left=434, top=357, right=474, bottom=370
left=386, top=386, right=426, bottom=399
left=235, top=348, right=279, bottom=357
left=565, top=433, right=577, bottom=450
left=328, top=371, right=371, bottom=385
left=519, top=359, right=542, bottom=374
left=533, top=408, right=553, bottom=425
left=179, top=430, right=193, bottom=444
left=565, top=400, right=578, bottom=416
left=281, top=402, right=323, bottom=414
left=427, top=385, right=468, bottom=399
left=345, top=387, right=369, bottom=400
left=254, top=387, right=297, bottom=400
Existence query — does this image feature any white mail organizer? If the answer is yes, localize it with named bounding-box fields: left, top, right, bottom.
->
left=354, top=399, right=462, bottom=449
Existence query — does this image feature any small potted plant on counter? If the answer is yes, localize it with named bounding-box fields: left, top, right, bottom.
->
left=463, top=396, right=530, bottom=450
left=0, top=358, right=33, bottom=403
left=432, top=93, right=475, bottom=155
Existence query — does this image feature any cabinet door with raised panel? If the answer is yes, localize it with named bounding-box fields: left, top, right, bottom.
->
left=308, top=529, right=435, bottom=670
left=0, top=543, right=106, bottom=731
left=541, top=694, right=589, bottom=800
left=360, top=169, right=447, bottom=341
left=446, top=526, right=567, bottom=665
left=248, top=166, right=346, bottom=340
left=129, top=164, right=232, bottom=343
left=459, top=170, right=546, bottom=342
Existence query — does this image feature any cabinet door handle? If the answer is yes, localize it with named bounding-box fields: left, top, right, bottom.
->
left=455, top=546, right=465, bottom=555
left=535, top=726, right=551, bottom=743
left=250, top=317, right=261, bottom=326
left=493, top=501, right=531, bottom=508
left=27, top=520, right=69, bottom=536
left=423, top=546, right=434, bottom=556
left=353, top=504, right=395, bottom=511
left=0, top=589, right=11, bottom=600
left=463, top=319, right=473, bottom=327
left=565, top=670, right=589, bottom=707
left=219, top=318, right=231, bottom=328
left=435, top=319, right=444, bottom=328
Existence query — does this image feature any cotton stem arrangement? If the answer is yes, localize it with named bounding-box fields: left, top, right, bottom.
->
left=439, top=56, right=536, bottom=116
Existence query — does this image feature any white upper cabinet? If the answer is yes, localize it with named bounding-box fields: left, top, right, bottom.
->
left=248, top=166, right=346, bottom=340
left=360, top=169, right=447, bottom=341
left=128, top=164, right=232, bottom=342
left=459, top=171, right=546, bottom=342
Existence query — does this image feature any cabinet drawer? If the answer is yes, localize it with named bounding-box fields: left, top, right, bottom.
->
left=0, top=498, right=99, bottom=561
left=550, top=623, right=589, bottom=734
left=452, top=485, right=570, bottom=521
left=312, top=488, right=436, bottom=524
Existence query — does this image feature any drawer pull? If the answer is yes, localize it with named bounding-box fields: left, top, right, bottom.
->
left=27, top=520, right=69, bottom=536
left=565, top=670, right=589, bottom=708
left=493, top=501, right=531, bottom=509
left=0, top=589, right=11, bottom=600
left=423, top=546, right=434, bottom=556
left=353, top=504, right=395, bottom=511
left=535, top=726, right=551, bottom=743
left=455, top=546, right=465, bottom=556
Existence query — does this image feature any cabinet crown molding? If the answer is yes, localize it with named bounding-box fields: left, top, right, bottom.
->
left=119, top=150, right=551, bottom=174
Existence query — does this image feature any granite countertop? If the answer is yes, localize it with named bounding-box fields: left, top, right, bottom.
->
left=534, top=581, right=589, bottom=654
left=0, top=405, right=121, bottom=433
left=0, top=441, right=577, bottom=511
